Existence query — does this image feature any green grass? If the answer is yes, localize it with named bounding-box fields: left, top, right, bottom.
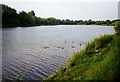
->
left=47, top=33, right=120, bottom=80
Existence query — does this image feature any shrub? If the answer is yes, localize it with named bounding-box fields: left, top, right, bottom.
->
left=113, top=33, right=120, bottom=48
left=114, top=21, right=120, bottom=34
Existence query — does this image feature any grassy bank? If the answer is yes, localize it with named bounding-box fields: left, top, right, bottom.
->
left=47, top=33, right=120, bottom=80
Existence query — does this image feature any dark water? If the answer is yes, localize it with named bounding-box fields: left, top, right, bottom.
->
left=2, top=25, right=114, bottom=80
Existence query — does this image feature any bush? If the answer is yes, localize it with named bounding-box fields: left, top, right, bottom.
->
left=114, top=21, right=120, bottom=34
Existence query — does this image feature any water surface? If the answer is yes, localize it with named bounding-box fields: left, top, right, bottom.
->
left=2, top=25, right=114, bottom=80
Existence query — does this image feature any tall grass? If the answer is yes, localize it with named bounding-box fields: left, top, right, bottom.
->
left=47, top=33, right=120, bottom=80
left=94, top=34, right=113, bottom=50
left=85, top=34, right=113, bottom=54
left=66, top=51, right=80, bottom=68
left=57, top=64, right=64, bottom=77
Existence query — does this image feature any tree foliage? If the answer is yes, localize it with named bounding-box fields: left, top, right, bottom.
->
left=2, top=4, right=20, bottom=27
left=1, top=4, right=119, bottom=27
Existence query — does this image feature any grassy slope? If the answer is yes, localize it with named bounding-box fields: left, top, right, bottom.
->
left=47, top=33, right=120, bottom=80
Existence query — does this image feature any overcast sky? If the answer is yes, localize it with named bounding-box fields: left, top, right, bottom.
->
left=2, top=0, right=119, bottom=20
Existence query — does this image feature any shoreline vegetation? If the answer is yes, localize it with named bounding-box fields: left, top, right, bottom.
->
left=45, top=21, right=120, bottom=80
left=1, top=4, right=120, bottom=28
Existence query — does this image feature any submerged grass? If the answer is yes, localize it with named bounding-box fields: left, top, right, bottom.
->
left=47, top=33, right=120, bottom=80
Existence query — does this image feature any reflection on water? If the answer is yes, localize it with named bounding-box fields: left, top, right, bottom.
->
left=2, top=25, right=114, bottom=80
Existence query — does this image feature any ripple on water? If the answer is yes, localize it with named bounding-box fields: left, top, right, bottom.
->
left=3, top=67, right=19, bottom=79
left=2, top=26, right=114, bottom=80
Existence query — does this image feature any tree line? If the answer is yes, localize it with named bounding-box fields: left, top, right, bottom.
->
left=1, top=4, right=120, bottom=27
